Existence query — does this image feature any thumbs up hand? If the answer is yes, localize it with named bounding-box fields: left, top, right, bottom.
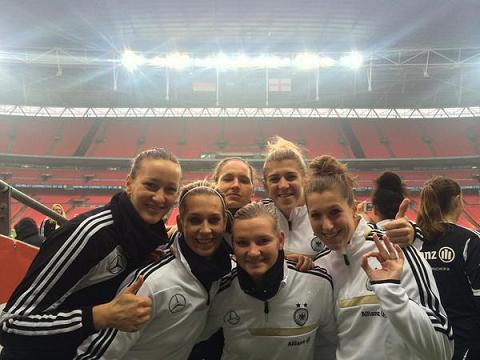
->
left=93, top=276, right=152, bottom=332
left=381, top=198, right=414, bottom=247
left=395, top=198, right=410, bottom=220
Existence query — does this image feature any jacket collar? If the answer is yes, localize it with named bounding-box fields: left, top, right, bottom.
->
left=237, top=250, right=286, bottom=301
left=110, top=191, right=169, bottom=269
left=173, top=232, right=231, bottom=292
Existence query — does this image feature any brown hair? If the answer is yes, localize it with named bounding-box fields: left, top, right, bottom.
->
left=372, top=172, right=407, bottom=220
left=417, top=176, right=461, bottom=242
left=212, top=157, right=256, bottom=185
left=305, top=155, right=356, bottom=206
left=178, top=180, right=227, bottom=222
left=233, top=202, right=280, bottom=234
left=128, top=148, right=180, bottom=179
left=263, top=136, right=307, bottom=181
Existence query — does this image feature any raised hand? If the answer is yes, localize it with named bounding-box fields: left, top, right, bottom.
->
left=355, top=200, right=372, bottom=222
left=285, top=253, right=314, bottom=272
left=382, top=198, right=414, bottom=247
left=93, top=275, right=152, bottom=332
left=361, top=234, right=404, bottom=282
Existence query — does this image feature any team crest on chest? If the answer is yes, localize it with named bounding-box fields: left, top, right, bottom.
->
left=293, top=303, right=309, bottom=326
left=224, top=310, right=240, bottom=325
left=310, top=236, right=323, bottom=252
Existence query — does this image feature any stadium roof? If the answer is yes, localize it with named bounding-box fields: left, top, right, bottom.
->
left=3, top=0, right=480, bottom=51
left=1, top=0, right=479, bottom=108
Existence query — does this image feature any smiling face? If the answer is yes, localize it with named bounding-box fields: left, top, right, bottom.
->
left=215, top=159, right=254, bottom=213
left=179, top=194, right=226, bottom=258
left=52, top=204, right=65, bottom=215
left=306, top=190, right=357, bottom=251
left=264, top=160, right=305, bottom=217
left=126, top=158, right=181, bottom=224
left=233, top=215, right=284, bottom=283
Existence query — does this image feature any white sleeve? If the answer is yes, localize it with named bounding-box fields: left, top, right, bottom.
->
left=314, top=282, right=337, bottom=360
left=371, top=246, right=454, bottom=360
left=75, top=281, right=154, bottom=360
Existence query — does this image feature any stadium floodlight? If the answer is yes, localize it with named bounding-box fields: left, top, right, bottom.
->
left=340, top=52, right=364, bottom=69
left=121, top=50, right=145, bottom=71
left=294, top=53, right=336, bottom=69
left=250, top=55, right=291, bottom=68
left=150, top=52, right=191, bottom=70
left=194, top=53, right=230, bottom=69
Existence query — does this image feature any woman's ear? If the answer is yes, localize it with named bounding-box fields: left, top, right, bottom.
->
left=278, top=231, right=285, bottom=250
left=454, top=194, right=464, bottom=211
left=125, top=175, right=133, bottom=195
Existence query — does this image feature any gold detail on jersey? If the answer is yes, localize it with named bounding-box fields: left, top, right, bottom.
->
left=248, top=323, right=318, bottom=336
left=338, top=295, right=379, bottom=308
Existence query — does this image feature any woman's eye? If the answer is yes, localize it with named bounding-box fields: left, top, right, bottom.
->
left=188, top=217, right=202, bottom=225
left=145, top=183, right=157, bottom=191
left=234, top=240, right=249, bottom=247
left=240, top=177, right=251, bottom=184
left=165, top=187, right=177, bottom=194
left=258, top=238, right=270, bottom=245
left=209, top=217, right=221, bottom=225
left=330, top=209, right=341, bottom=217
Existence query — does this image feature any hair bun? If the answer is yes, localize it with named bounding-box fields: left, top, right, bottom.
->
left=376, top=172, right=403, bottom=193
left=309, top=155, right=347, bottom=177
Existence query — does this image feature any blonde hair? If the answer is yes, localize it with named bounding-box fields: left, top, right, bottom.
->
left=263, top=136, right=307, bottom=180
left=233, top=202, right=280, bottom=234
left=212, top=157, right=256, bottom=185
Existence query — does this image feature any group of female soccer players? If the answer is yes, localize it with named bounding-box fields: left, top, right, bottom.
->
left=1, top=136, right=477, bottom=360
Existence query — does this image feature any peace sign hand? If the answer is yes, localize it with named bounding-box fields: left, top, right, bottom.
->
left=361, top=234, right=404, bottom=282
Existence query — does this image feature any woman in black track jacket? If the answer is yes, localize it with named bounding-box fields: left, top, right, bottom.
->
left=0, top=148, right=182, bottom=360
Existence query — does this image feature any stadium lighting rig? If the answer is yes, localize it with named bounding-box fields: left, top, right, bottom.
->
left=121, top=50, right=146, bottom=71
left=339, top=52, right=364, bottom=69
left=120, top=50, right=358, bottom=71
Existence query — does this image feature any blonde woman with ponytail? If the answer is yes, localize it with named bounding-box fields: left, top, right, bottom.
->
left=417, top=176, right=480, bottom=360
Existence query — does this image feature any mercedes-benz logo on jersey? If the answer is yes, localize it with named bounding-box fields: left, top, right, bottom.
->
left=168, top=294, right=187, bottom=313
left=293, top=304, right=309, bottom=326
left=108, top=254, right=126, bottom=274
left=224, top=310, right=240, bottom=326
left=311, top=236, right=323, bottom=252
left=438, top=247, right=455, bottom=263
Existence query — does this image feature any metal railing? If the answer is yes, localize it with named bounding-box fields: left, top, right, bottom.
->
left=0, top=179, right=67, bottom=236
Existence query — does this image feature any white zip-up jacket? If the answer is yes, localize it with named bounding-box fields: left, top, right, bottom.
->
left=203, top=261, right=337, bottom=360
left=75, top=240, right=216, bottom=360
left=314, top=217, right=453, bottom=360
left=263, top=200, right=323, bottom=256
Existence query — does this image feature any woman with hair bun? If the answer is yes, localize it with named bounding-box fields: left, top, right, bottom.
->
left=417, top=176, right=480, bottom=360
left=307, top=155, right=453, bottom=360
left=371, top=171, right=407, bottom=225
